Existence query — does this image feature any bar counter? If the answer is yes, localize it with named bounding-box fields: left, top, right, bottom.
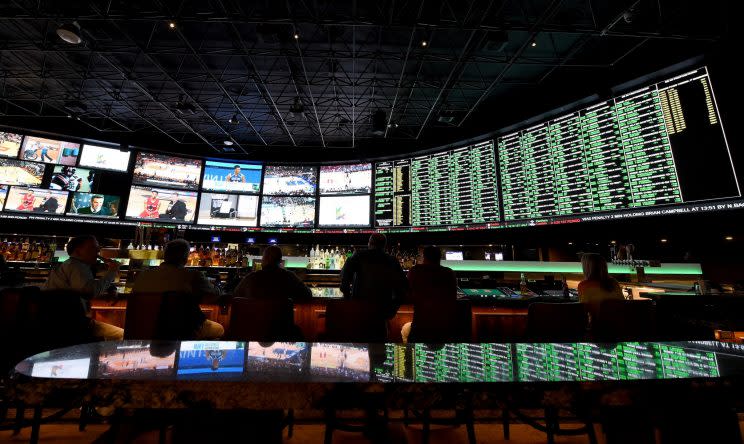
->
left=11, top=340, right=744, bottom=411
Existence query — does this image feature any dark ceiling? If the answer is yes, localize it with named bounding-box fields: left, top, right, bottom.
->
left=0, top=0, right=732, bottom=162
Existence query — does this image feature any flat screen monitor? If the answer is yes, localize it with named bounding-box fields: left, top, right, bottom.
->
left=201, top=161, right=262, bottom=193
left=177, top=341, right=246, bottom=377
left=96, top=343, right=176, bottom=377
left=0, top=131, right=23, bottom=158
left=3, top=186, right=69, bottom=214
left=319, top=163, right=372, bottom=194
left=67, top=192, right=121, bottom=218
left=31, top=358, right=90, bottom=378
left=196, top=193, right=258, bottom=227
left=0, top=186, right=7, bottom=210
left=445, top=251, right=464, bottom=261
left=318, top=195, right=370, bottom=227
left=246, top=342, right=309, bottom=380
left=49, top=165, right=96, bottom=192
left=79, top=144, right=132, bottom=172
left=262, top=165, right=317, bottom=196
left=259, top=196, right=316, bottom=227
left=310, top=343, right=370, bottom=381
left=0, top=158, right=45, bottom=186
left=132, top=152, right=202, bottom=190
left=125, top=186, right=198, bottom=223
left=20, top=136, right=79, bottom=165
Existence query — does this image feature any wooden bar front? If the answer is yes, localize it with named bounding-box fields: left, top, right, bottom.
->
left=90, top=299, right=528, bottom=342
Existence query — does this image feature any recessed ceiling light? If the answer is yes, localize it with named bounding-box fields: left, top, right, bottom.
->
left=660, top=238, right=668, bottom=243
left=56, top=22, right=82, bottom=45
left=294, top=33, right=299, bottom=39
left=725, top=236, right=734, bottom=241
left=168, top=21, right=177, bottom=29
left=421, top=40, right=428, bottom=47
left=223, top=140, right=234, bottom=146
left=530, top=38, right=537, bottom=47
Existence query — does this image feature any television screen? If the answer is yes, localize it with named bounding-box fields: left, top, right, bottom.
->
left=445, top=251, right=464, bottom=261
left=49, top=166, right=95, bottom=192
left=0, top=131, right=23, bottom=158
left=0, top=185, right=7, bottom=209
left=96, top=343, right=176, bottom=378
left=246, top=342, right=309, bottom=380
left=67, top=192, right=120, bottom=218
left=79, top=144, right=132, bottom=172
left=177, top=341, right=246, bottom=377
left=196, top=193, right=258, bottom=227
left=132, top=152, right=202, bottom=190
left=318, top=195, right=370, bottom=227
left=262, top=165, right=317, bottom=196
left=3, top=186, right=69, bottom=214
left=125, top=186, right=198, bottom=223
left=201, top=161, right=262, bottom=193
left=259, top=196, right=316, bottom=227
left=319, top=163, right=372, bottom=194
left=310, top=343, right=370, bottom=381
left=20, top=136, right=79, bottom=165
left=31, top=358, right=90, bottom=378
left=0, top=158, right=45, bottom=186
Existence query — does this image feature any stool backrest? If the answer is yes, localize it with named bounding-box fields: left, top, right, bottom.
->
left=323, top=300, right=388, bottom=342
left=125, top=292, right=205, bottom=340
left=595, top=299, right=656, bottom=341
left=225, top=297, right=297, bottom=341
left=409, top=299, right=472, bottom=343
left=526, top=302, right=588, bottom=342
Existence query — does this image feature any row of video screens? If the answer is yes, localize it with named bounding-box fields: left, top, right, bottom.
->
left=31, top=341, right=371, bottom=382
left=0, top=184, right=371, bottom=227
left=133, top=153, right=373, bottom=196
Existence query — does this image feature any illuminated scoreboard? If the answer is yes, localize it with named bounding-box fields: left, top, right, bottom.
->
left=499, top=67, right=738, bottom=222
left=374, top=141, right=500, bottom=227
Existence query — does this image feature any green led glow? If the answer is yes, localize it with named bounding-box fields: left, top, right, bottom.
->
left=440, top=260, right=702, bottom=275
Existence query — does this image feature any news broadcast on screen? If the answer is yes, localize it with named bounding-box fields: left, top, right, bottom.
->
left=3, top=186, right=69, bottom=214
left=67, top=192, right=120, bottom=218
left=201, top=160, right=262, bottom=193
left=125, top=185, right=198, bottom=223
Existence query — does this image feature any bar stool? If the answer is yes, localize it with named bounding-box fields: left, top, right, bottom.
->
left=224, top=297, right=302, bottom=342
left=124, top=291, right=205, bottom=340
left=510, top=302, right=597, bottom=444
left=593, top=299, right=656, bottom=342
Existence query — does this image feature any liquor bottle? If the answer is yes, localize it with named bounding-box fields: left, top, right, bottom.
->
left=520, top=273, right=529, bottom=296
left=562, top=275, right=570, bottom=299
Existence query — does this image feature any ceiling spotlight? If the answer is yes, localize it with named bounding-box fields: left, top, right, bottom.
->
left=660, top=238, right=668, bottom=243
left=56, top=22, right=82, bottom=45
left=223, top=140, right=234, bottom=146
left=294, top=33, right=299, bottom=40
left=530, top=38, right=537, bottom=47
left=725, top=236, right=734, bottom=241
left=168, top=21, right=177, bottom=29
left=289, top=97, right=305, bottom=116
left=228, top=114, right=239, bottom=124
left=421, top=40, right=428, bottom=47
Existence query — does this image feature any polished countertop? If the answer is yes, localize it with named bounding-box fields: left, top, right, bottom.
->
left=14, top=340, right=744, bottom=384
